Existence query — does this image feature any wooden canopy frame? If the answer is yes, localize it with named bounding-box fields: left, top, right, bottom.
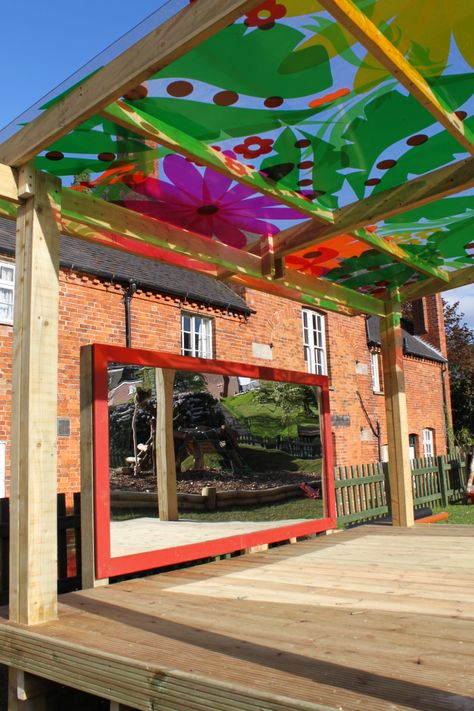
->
left=0, top=0, right=472, bottom=639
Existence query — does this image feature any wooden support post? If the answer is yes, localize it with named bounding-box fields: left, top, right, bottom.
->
left=9, top=168, right=61, bottom=625
left=380, top=294, right=414, bottom=527
left=8, top=670, right=57, bottom=710
left=79, top=345, right=107, bottom=589
left=437, top=455, right=449, bottom=507
left=155, top=368, right=178, bottom=521
left=80, top=345, right=95, bottom=588
left=260, top=234, right=285, bottom=280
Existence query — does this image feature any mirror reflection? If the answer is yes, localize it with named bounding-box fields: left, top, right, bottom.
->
left=108, top=365, right=325, bottom=558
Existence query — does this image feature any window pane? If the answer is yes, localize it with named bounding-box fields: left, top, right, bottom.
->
left=0, top=304, right=12, bottom=322
left=0, top=265, right=14, bottom=283
left=0, top=288, right=13, bottom=304
left=182, top=331, right=192, bottom=355
left=302, top=309, right=326, bottom=376
left=422, top=429, right=433, bottom=457
left=0, top=265, right=14, bottom=324
left=182, top=314, right=212, bottom=358
left=371, top=352, right=380, bottom=391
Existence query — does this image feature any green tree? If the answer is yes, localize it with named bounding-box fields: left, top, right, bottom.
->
left=443, top=300, right=474, bottom=439
left=253, top=382, right=318, bottom=433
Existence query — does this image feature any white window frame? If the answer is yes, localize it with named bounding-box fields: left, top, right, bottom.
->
left=422, top=428, right=434, bottom=458
left=371, top=351, right=383, bottom=393
left=302, top=308, right=327, bottom=376
left=0, top=261, right=15, bottom=325
left=181, top=312, right=213, bottom=359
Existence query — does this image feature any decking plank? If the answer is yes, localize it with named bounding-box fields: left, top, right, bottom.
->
left=0, top=526, right=473, bottom=710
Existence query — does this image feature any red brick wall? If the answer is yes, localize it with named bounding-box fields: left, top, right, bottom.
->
left=0, top=266, right=450, bottom=497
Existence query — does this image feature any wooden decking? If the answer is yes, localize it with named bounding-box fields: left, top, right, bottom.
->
left=110, top=517, right=307, bottom=556
left=1, top=525, right=474, bottom=710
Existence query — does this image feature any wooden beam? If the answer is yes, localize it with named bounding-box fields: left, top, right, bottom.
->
left=318, top=0, right=474, bottom=156
left=61, top=190, right=386, bottom=317
left=62, top=190, right=261, bottom=278
left=9, top=169, right=61, bottom=625
left=0, top=163, right=20, bottom=204
left=0, top=0, right=264, bottom=167
left=155, top=368, right=178, bottom=521
left=400, top=266, right=474, bottom=303
left=275, top=221, right=449, bottom=282
left=274, top=158, right=474, bottom=258
left=80, top=346, right=108, bottom=589
left=380, top=293, right=414, bottom=528
left=229, top=270, right=385, bottom=317
left=260, top=234, right=285, bottom=279
left=79, top=345, right=95, bottom=589
left=100, top=100, right=334, bottom=223
left=332, top=158, right=474, bottom=229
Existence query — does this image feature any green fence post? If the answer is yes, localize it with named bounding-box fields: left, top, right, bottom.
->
left=438, top=455, right=448, bottom=507
left=382, top=462, right=391, bottom=517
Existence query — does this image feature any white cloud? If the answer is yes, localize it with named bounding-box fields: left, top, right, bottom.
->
left=442, top=284, right=474, bottom=331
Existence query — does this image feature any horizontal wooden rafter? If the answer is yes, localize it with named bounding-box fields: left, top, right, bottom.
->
left=63, top=215, right=364, bottom=316
left=0, top=0, right=263, bottom=167
left=400, top=266, right=474, bottom=303
left=62, top=190, right=264, bottom=278
left=100, top=100, right=334, bottom=222
left=0, top=163, right=20, bottom=204
left=274, top=158, right=474, bottom=256
left=61, top=189, right=385, bottom=317
left=318, top=0, right=474, bottom=156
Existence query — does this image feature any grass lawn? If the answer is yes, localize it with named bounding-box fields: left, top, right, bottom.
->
left=112, top=497, right=325, bottom=523
left=433, top=501, right=474, bottom=525
left=183, top=497, right=325, bottom=522
left=222, top=391, right=318, bottom=438
left=180, top=445, right=322, bottom=475
left=239, top=444, right=321, bottom=474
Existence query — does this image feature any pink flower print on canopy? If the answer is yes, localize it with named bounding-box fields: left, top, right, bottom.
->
left=123, top=154, right=301, bottom=249
left=234, top=136, right=274, bottom=159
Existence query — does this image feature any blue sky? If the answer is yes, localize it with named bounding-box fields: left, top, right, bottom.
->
left=0, top=1, right=473, bottom=330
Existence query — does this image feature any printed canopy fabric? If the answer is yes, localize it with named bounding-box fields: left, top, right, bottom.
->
left=30, top=0, right=474, bottom=295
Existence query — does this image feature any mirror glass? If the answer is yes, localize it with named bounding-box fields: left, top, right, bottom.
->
left=108, top=365, right=325, bottom=558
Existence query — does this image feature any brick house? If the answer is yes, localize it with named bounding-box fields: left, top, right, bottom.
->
left=0, top=216, right=450, bottom=498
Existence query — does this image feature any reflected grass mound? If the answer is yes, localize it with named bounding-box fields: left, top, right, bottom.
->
left=222, top=388, right=319, bottom=439
left=112, top=498, right=325, bottom=523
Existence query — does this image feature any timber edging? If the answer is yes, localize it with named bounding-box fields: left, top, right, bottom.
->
left=110, top=479, right=321, bottom=511
left=0, top=622, right=337, bottom=711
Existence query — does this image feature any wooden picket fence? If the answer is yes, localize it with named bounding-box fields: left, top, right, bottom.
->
left=0, top=493, right=81, bottom=605
left=335, top=455, right=467, bottom=525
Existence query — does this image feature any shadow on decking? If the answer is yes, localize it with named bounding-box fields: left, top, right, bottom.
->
left=65, top=593, right=472, bottom=711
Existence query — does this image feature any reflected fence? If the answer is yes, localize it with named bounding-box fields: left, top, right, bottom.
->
left=236, top=432, right=321, bottom=460
left=0, top=455, right=468, bottom=604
